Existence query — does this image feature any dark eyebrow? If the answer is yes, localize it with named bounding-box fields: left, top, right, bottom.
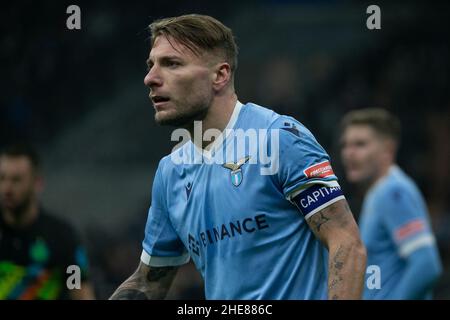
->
left=146, top=55, right=183, bottom=66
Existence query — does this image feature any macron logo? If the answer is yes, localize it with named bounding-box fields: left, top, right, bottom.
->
left=185, top=182, right=192, bottom=199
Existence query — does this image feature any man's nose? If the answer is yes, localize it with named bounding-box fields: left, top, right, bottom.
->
left=144, top=65, right=162, bottom=88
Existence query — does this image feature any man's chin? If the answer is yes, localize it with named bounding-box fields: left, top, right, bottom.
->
left=346, top=172, right=375, bottom=188
left=346, top=172, right=364, bottom=184
left=154, top=109, right=208, bottom=127
left=2, top=205, right=25, bottom=218
left=1, top=202, right=16, bottom=212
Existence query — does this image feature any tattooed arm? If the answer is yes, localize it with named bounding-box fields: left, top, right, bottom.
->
left=109, top=262, right=178, bottom=300
left=307, top=199, right=367, bottom=300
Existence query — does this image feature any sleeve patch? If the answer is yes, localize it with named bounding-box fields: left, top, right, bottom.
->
left=303, top=160, right=334, bottom=179
left=292, top=183, right=345, bottom=219
left=395, top=219, right=426, bottom=242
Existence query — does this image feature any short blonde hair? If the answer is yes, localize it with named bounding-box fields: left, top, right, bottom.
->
left=149, top=14, right=238, bottom=73
left=340, top=108, right=401, bottom=142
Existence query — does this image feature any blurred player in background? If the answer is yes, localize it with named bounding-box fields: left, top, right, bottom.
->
left=0, top=144, right=95, bottom=299
left=340, top=109, right=442, bottom=299
left=110, top=14, right=366, bottom=300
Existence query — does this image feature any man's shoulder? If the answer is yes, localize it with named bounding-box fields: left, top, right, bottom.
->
left=155, top=151, right=188, bottom=183
left=38, top=210, right=78, bottom=235
left=383, top=166, right=419, bottom=191
left=240, top=102, right=279, bottom=127
left=240, top=102, right=313, bottom=138
left=155, top=153, right=174, bottom=174
left=371, top=166, right=424, bottom=205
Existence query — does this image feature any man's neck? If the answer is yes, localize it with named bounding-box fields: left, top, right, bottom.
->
left=2, top=201, right=39, bottom=229
left=188, top=92, right=238, bottom=150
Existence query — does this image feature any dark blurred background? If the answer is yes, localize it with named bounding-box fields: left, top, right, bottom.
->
left=1, top=0, right=449, bottom=299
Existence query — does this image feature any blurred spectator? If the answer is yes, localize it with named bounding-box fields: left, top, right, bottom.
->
left=0, top=144, right=95, bottom=299
left=340, top=108, right=442, bottom=299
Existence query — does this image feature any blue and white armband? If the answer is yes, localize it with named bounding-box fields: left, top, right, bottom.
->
left=289, top=182, right=346, bottom=219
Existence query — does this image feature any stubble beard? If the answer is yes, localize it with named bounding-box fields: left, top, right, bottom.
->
left=2, top=193, right=33, bottom=223
left=154, top=98, right=211, bottom=128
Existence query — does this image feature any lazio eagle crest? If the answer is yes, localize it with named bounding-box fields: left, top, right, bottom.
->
left=222, top=156, right=251, bottom=187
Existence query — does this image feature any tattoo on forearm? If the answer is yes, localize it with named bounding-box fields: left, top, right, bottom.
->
left=309, top=200, right=352, bottom=235
left=147, top=266, right=175, bottom=282
left=333, top=246, right=344, bottom=271
left=306, top=199, right=365, bottom=299
left=310, top=212, right=330, bottom=233
left=328, top=245, right=348, bottom=300
left=110, top=265, right=177, bottom=300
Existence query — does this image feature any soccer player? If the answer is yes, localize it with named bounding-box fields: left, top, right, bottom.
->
left=0, top=144, right=95, bottom=299
left=110, top=14, right=366, bottom=300
left=340, top=109, right=442, bottom=299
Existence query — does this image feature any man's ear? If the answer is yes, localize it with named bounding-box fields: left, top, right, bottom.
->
left=212, top=62, right=232, bottom=91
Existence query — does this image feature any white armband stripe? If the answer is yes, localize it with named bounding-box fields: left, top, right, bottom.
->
left=140, top=250, right=190, bottom=267
left=398, top=234, right=435, bottom=258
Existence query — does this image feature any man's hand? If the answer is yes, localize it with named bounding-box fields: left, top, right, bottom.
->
left=109, top=262, right=178, bottom=300
left=307, top=199, right=367, bottom=300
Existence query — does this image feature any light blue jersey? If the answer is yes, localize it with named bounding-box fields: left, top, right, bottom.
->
left=141, top=101, right=346, bottom=299
left=360, top=165, right=442, bottom=299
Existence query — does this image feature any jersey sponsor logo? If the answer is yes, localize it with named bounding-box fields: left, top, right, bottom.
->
left=222, top=156, right=251, bottom=187
left=395, top=219, right=426, bottom=241
left=187, top=214, right=270, bottom=256
left=292, top=184, right=343, bottom=216
left=188, top=234, right=200, bottom=256
left=303, top=160, right=334, bottom=179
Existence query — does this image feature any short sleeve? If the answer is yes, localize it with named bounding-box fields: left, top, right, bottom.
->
left=141, top=161, right=190, bottom=267
left=273, top=117, right=340, bottom=197
left=270, top=117, right=345, bottom=219
left=379, top=187, right=435, bottom=258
